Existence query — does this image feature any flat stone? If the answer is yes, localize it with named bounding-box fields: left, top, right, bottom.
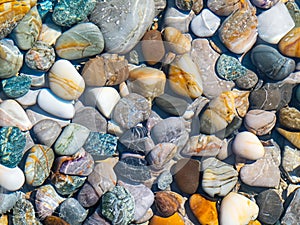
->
left=281, top=188, right=300, bottom=225
left=33, top=119, right=62, bottom=147
left=282, top=145, right=300, bottom=183
left=59, top=198, right=88, bottom=225
left=235, top=70, right=258, bottom=90
left=155, top=94, right=188, bottom=116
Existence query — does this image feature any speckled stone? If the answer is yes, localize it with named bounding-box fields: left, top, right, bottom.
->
left=154, top=191, right=180, bottom=217
left=59, top=198, right=88, bottom=225
left=101, top=186, right=135, bottom=225
left=33, top=119, right=62, bottom=147
left=0, top=193, right=18, bottom=214
left=282, top=145, right=300, bottom=183
left=13, top=198, right=41, bottom=225
left=279, top=107, right=300, bottom=130
left=281, top=188, right=300, bottom=225
left=0, top=126, right=26, bottom=168
left=235, top=70, right=258, bottom=90
left=2, top=75, right=31, bottom=98
left=155, top=94, right=188, bottom=116
left=157, top=170, right=173, bottom=190
left=52, top=0, right=96, bottom=27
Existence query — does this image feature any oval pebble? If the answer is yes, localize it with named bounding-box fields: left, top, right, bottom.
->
left=33, top=119, right=62, bottom=147
left=191, top=9, right=220, bottom=37
left=0, top=164, right=25, bottom=191
left=59, top=198, right=88, bottom=225
left=1, top=75, right=32, bottom=98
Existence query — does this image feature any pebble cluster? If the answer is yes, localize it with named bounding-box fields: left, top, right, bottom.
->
left=0, top=0, right=300, bottom=225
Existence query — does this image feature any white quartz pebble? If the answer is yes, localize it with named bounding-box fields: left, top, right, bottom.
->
left=191, top=9, right=220, bottom=37
left=15, top=89, right=40, bottom=107
left=37, top=88, right=75, bottom=119
left=232, top=131, right=265, bottom=160
left=0, top=164, right=25, bottom=191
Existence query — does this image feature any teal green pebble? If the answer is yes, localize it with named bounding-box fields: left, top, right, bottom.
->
left=51, top=173, right=86, bottom=196
left=216, top=54, right=247, bottom=81
left=0, top=127, right=26, bottom=168
left=52, top=0, right=96, bottom=27
left=2, top=75, right=32, bottom=98
left=296, top=85, right=300, bottom=102
left=101, top=186, right=135, bottom=225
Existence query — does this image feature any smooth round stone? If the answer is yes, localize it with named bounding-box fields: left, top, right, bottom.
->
left=0, top=39, right=23, bottom=79
left=0, top=126, right=25, bottom=168
left=49, top=59, right=85, bottom=100
left=44, top=216, right=70, bottom=225
left=256, top=189, right=283, bottom=224
left=2, top=75, right=31, bottom=98
left=12, top=198, right=40, bottom=225
left=220, top=192, right=259, bottom=225
left=37, top=89, right=75, bottom=120
left=10, top=6, right=42, bottom=50
left=33, top=119, right=62, bottom=147
left=155, top=94, right=188, bottom=116
left=89, top=0, right=155, bottom=54
left=25, top=41, right=55, bottom=71
left=157, top=170, right=173, bottom=190
left=252, top=0, right=279, bottom=9
left=232, top=131, right=265, bottom=160
left=15, top=89, right=40, bottom=107
left=54, top=123, right=90, bottom=156
left=235, top=69, right=258, bottom=90
left=38, top=21, right=62, bottom=46
left=0, top=193, right=18, bottom=214
left=174, top=158, right=200, bottom=194
left=191, top=9, right=220, bottom=37
left=279, top=27, right=300, bottom=58
left=283, top=145, right=300, bottom=183
left=149, top=213, right=185, bottom=225
left=163, top=27, right=192, bottom=55
left=59, top=198, right=88, bottom=225
left=52, top=0, right=96, bottom=27
left=154, top=191, right=180, bottom=217
left=147, top=143, right=177, bottom=170
left=77, top=182, right=99, bottom=208
left=55, top=23, right=104, bottom=60
left=112, top=93, right=151, bottom=130
left=281, top=188, right=300, bottom=225
left=101, top=186, right=135, bottom=225
left=251, top=45, right=295, bottom=81
left=279, top=107, right=300, bottom=130
left=0, top=164, right=25, bottom=191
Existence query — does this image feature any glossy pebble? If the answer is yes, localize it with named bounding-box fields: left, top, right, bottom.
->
left=163, top=27, right=191, bottom=54
left=191, top=9, right=220, bottom=37
left=1, top=75, right=31, bottom=98
left=216, top=54, right=247, bottom=80
left=149, top=213, right=185, bottom=225
left=0, top=164, right=25, bottom=191
left=33, top=119, right=62, bottom=147
left=12, top=198, right=40, bottom=225
left=59, top=198, right=88, bottom=225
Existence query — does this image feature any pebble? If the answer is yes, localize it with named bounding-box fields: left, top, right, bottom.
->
left=0, top=164, right=25, bottom=191
left=101, top=186, right=135, bottom=225
left=277, top=128, right=300, bottom=149
left=0, top=193, right=18, bottom=214
left=25, top=41, right=55, bottom=71
left=16, top=89, right=40, bottom=107
left=54, top=123, right=90, bottom=155
left=83, top=210, right=110, bottom=225
left=154, top=0, right=167, bottom=16
left=191, top=9, right=220, bottom=37
left=37, top=89, right=75, bottom=119
left=155, top=93, right=188, bottom=116
left=287, top=0, right=300, bottom=27
left=149, top=213, right=185, bottom=225
left=220, top=192, right=259, bottom=225
left=251, top=0, right=278, bottom=9
left=256, top=189, right=283, bottom=224
left=232, top=131, right=265, bottom=160
left=25, top=145, right=54, bottom=186
left=48, top=59, right=85, bottom=100
left=89, top=0, right=155, bottom=54
left=112, top=93, right=151, bottom=130
left=0, top=39, right=23, bottom=79
left=189, top=194, right=218, bottom=225
left=157, top=170, right=173, bottom=190
left=251, top=44, right=296, bottom=81
left=52, top=0, right=96, bottom=27
left=207, top=0, right=240, bottom=16
left=282, top=145, right=300, bottom=183
left=55, top=23, right=104, bottom=60
left=59, top=198, right=88, bottom=225
left=37, top=21, right=62, bottom=46
left=13, top=198, right=40, bottom=225
left=0, top=215, right=7, bottom=225
left=281, top=188, right=300, bottom=225
left=0, top=99, right=33, bottom=131
left=201, top=157, right=238, bottom=197
left=234, top=69, right=258, bottom=90
left=1, top=75, right=31, bottom=98
left=155, top=191, right=180, bottom=217
left=163, top=27, right=191, bottom=54
left=240, top=140, right=281, bottom=187
left=279, top=27, right=300, bottom=58
left=77, top=182, right=99, bottom=208
left=175, top=0, right=193, bottom=10
left=44, top=216, right=70, bottom=225
left=257, top=1, right=295, bottom=44
left=33, top=119, right=62, bottom=147
left=244, top=110, right=276, bottom=136
left=10, top=6, right=42, bottom=50
left=174, top=158, right=200, bottom=194
left=279, top=107, right=300, bottom=130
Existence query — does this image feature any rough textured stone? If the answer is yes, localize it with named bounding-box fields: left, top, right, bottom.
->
left=59, top=198, right=88, bottom=225
left=281, top=188, right=300, bottom=225
left=2, top=75, right=31, bottom=98
left=282, top=145, right=300, bottom=183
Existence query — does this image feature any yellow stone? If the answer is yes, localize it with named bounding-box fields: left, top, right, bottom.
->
left=277, top=128, right=300, bottom=149
left=189, top=194, right=219, bottom=225
left=149, top=212, right=185, bottom=225
left=248, top=220, right=261, bottom=225
left=0, top=215, right=8, bottom=225
left=279, top=27, right=300, bottom=58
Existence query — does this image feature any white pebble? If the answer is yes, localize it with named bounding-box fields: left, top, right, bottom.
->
left=191, top=9, right=220, bottom=37
left=0, top=164, right=25, bottom=191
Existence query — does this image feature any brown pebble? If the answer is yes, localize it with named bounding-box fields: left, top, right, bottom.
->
left=155, top=191, right=180, bottom=217
left=43, top=216, right=70, bottom=225
left=142, top=29, right=165, bottom=65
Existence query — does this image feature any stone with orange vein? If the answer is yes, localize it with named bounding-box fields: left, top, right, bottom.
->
left=279, top=27, right=300, bottom=58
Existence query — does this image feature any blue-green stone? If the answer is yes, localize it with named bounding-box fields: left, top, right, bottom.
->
left=2, top=75, right=32, bottom=98
left=37, top=0, right=55, bottom=19
left=296, top=85, right=300, bottom=102
left=83, top=132, right=118, bottom=158
left=51, top=173, right=86, bottom=196
left=101, top=186, right=135, bottom=225
left=52, top=0, right=96, bottom=27
left=216, top=54, right=247, bottom=81
left=0, top=127, right=26, bottom=168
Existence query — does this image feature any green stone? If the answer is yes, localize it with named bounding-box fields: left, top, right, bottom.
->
left=286, top=1, right=300, bottom=27
left=51, top=173, right=86, bottom=196
left=52, top=0, right=96, bottom=27
left=2, top=75, right=32, bottom=98
left=0, top=127, right=26, bottom=168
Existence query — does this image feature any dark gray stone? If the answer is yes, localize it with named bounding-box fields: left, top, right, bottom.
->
left=281, top=188, right=300, bottom=225
left=59, top=198, right=88, bottom=225
left=155, top=93, right=188, bottom=116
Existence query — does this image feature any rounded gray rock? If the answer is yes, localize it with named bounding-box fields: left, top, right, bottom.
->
left=59, top=198, right=88, bottom=225
left=33, top=119, right=62, bottom=147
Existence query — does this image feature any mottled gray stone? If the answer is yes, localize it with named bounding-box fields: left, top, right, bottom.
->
left=281, top=188, right=300, bottom=225
left=59, top=198, right=88, bottom=225
left=33, top=119, right=62, bottom=147
left=282, top=145, right=300, bottom=183
left=155, top=94, right=188, bottom=116
left=157, top=170, right=173, bottom=190
left=77, top=182, right=99, bottom=208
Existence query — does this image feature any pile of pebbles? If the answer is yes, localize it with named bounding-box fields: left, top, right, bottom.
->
left=0, top=0, right=300, bottom=224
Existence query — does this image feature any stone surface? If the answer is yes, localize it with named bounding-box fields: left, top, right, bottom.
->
left=251, top=0, right=278, bottom=9
left=77, top=182, right=100, bottom=208
left=157, top=170, right=173, bottom=190
left=191, top=9, right=220, bottom=37
left=59, top=198, right=88, bottom=225
left=147, top=143, right=177, bottom=170
left=15, top=89, right=40, bottom=107
left=235, top=69, right=258, bottom=90
left=0, top=193, right=18, bottom=214
left=279, top=27, right=300, bottom=58
left=163, top=27, right=191, bottom=54
left=279, top=107, right=300, bottom=130
left=282, top=145, right=300, bottom=183
left=207, top=0, right=240, bottom=16
left=1, top=75, right=31, bottom=98
left=33, top=119, right=62, bottom=147
left=149, top=213, right=185, bottom=225
left=43, top=216, right=70, bottom=225
left=0, top=164, right=25, bottom=191
left=155, top=94, right=188, bottom=116
left=37, top=20, right=62, bottom=45
left=281, top=188, right=300, bottom=225
left=155, top=191, right=180, bottom=217
left=12, top=198, right=40, bottom=225
left=277, top=128, right=300, bottom=149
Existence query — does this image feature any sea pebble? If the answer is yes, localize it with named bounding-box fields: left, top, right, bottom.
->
left=52, top=0, right=96, bottom=27
left=257, top=1, right=295, bottom=44
left=59, top=198, right=88, bottom=225
left=33, top=119, right=61, bottom=147
left=251, top=0, right=279, bottom=9
left=234, top=69, right=258, bottom=90
left=191, top=9, right=220, bottom=37
left=25, top=145, right=54, bottom=186
left=220, top=192, right=259, bottom=225
left=0, top=164, right=25, bottom=191
left=279, top=107, right=300, bottom=130
left=232, top=131, right=265, bottom=160
left=279, top=27, right=300, bottom=58
left=201, top=157, right=238, bottom=197
left=157, top=170, right=173, bottom=190
left=83, top=209, right=110, bottom=225
left=54, top=123, right=90, bottom=155
left=155, top=94, right=188, bottom=116
left=174, top=158, right=200, bottom=194
left=207, top=0, right=240, bottom=16
left=43, top=216, right=70, bottom=225
left=282, top=145, right=300, bottom=183
left=10, top=6, right=42, bottom=50
left=163, top=27, right=191, bottom=54
left=256, top=189, right=283, bottom=224
left=13, top=198, right=41, bottom=225
left=89, top=0, right=155, bottom=54
left=175, top=0, right=193, bottom=10
left=112, top=93, right=151, bottom=130
left=83, top=87, right=120, bottom=119
left=0, top=39, right=23, bottom=79
left=281, top=188, right=300, bottom=225
left=244, top=110, right=276, bottom=135
left=2, top=75, right=31, bottom=99
left=154, top=0, right=167, bottom=16
left=37, top=89, right=75, bottom=119
left=48, top=59, right=85, bottom=100
left=286, top=0, right=300, bottom=26
left=77, top=182, right=100, bottom=208
left=149, top=213, right=185, bottom=225
left=55, top=23, right=104, bottom=60
left=189, top=194, right=218, bottom=225
left=0, top=193, right=18, bottom=214
left=277, top=128, right=300, bottom=149
left=101, top=186, right=135, bottom=225
left=37, top=20, right=62, bottom=45
left=15, top=89, right=40, bottom=107
left=155, top=191, right=180, bottom=217
left=0, top=99, right=32, bottom=131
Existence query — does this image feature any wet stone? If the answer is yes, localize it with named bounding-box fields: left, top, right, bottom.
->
left=43, top=216, right=70, bottom=225
left=281, top=188, right=300, bottom=225
left=155, top=94, right=188, bottom=116
left=155, top=191, right=180, bottom=217
left=33, top=119, right=62, bottom=147
left=59, top=198, right=88, bottom=225
left=2, top=75, right=31, bottom=99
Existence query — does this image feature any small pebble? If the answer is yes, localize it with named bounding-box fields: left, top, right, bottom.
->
left=155, top=93, right=188, bottom=116
left=59, top=198, right=88, bottom=225
left=282, top=145, right=300, bottom=183
left=149, top=213, right=185, bottom=225
left=163, top=27, right=191, bottom=54
left=235, top=69, right=258, bottom=90
left=277, top=128, right=300, bottom=149
left=157, top=170, right=173, bottom=190
left=44, top=216, right=70, bottom=225
left=147, top=143, right=177, bottom=170
left=281, top=188, right=300, bottom=225
left=0, top=164, right=25, bottom=191
left=155, top=191, right=180, bottom=217
left=279, top=107, right=300, bottom=130
left=191, top=9, right=220, bottom=37
left=1, top=75, right=31, bottom=98
left=33, top=119, right=62, bottom=147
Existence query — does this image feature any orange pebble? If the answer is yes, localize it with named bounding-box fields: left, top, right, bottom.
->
left=149, top=212, right=185, bottom=225
left=248, top=220, right=262, bottom=225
